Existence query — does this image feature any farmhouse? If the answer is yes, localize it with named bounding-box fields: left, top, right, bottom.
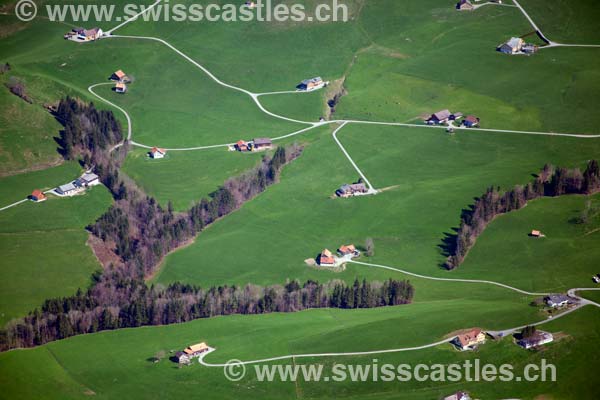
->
left=336, top=183, right=369, bottom=198
left=522, top=43, right=539, bottom=54
left=111, top=70, right=129, bottom=82
left=338, top=244, right=360, bottom=257
left=30, top=189, right=47, bottom=202
left=115, top=82, right=127, bottom=93
left=456, top=0, right=474, bottom=11
left=454, top=328, right=486, bottom=351
left=235, top=140, right=249, bottom=152
left=463, top=115, right=480, bottom=128
left=318, top=249, right=336, bottom=267
left=174, top=351, right=190, bottom=364
left=544, top=294, right=571, bottom=308
left=175, top=342, right=210, bottom=364
left=56, top=182, right=80, bottom=196
left=74, top=27, right=103, bottom=41
left=444, top=392, right=471, bottom=400
left=76, top=172, right=100, bottom=187
left=150, top=147, right=167, bottom=159
left=252, top=138, right=273, bottom=151
left=530, top=230, right=545, bottom=238
left=498, top=37, right=524, bottom=54
left=426, top=109, right=451, bottom=125
left=518, top=331, right=554, bottom=349
left=297, top=77, right=325, bottom=92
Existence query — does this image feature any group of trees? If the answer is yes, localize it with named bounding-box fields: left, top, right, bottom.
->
left=5, top=76, right=32, bottom=104
left=444, top=161, right=600, bottom=270
left=89, top=143, right=303, bottom=277
left=54, top=97, right=123, bottom=161
left=0, top=276, right=413, bottom=350
left=0, top=95, right=415, bottom=352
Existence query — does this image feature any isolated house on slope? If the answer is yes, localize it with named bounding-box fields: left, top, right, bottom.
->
left=544, top=294, right=571, bottom=308
left=463, top=115, right=480, bottom=127
left=30, top=189, right=47, bottom=202
left=517, top=331, right=553, bottom=349
left=444, top=392, right=471, bottom=400
left=426, top=109, right=451, bottom=125
left=318, top=249, right=336, bottom=267
left=77, top=27, right=103, bottom=41
left=456, top=0, right=474, bottom=11
left=336, top=183, right=369, bottom=198
left=297, top=77, right=325, bottom=91
left=150, top=147, right=167, bottom=159
left=338, top=244, right=359, bottom=257
left=235, top=140, right=249, bottom=152
left=498, top=37, right=524, bottom=54
left=115, top=82, right=127, bottom=93
left=454, top=328, right=486, bottom=350
left=111, top=70, right=130, bottom=82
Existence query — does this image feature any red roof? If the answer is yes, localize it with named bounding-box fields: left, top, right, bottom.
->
left=465, top=115, right=479, bottom=123
left=151, top=147, right=166, bottom=154
left=338, top=245, right=356, bottom=254
left=31, top=189, right=45, bottom=199
left=456, top=328, right=483, bottom=347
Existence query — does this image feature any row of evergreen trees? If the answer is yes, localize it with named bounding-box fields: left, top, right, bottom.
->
left=0, top=276, right=413, bottom=350
left=444, top=161, right=600, bottom=269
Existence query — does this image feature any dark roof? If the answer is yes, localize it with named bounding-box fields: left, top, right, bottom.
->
left=545, top=294, right=570, bottom=304
left=431, top=110, right=451, bottom=120
left=253, top=138, right=272, bottom=146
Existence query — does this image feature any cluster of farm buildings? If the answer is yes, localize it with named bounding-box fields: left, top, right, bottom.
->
left=316, top=245, right=360, bottom=267
left=452, top=294, right=574, bottom=352
left=455, top=1, right=539, bottom=55
left=64, top=27, right=103, bottom=42
left=425, top=110, right=480, bottom=128
left=232, top=138, right=273, bottom=152
left=497, top=37, right=539, bottom=55
left=453, top=327, right=555, bottom=352
left=29, top=172, right=100, bottom=203
left=111, top=70, right=131, bottom=94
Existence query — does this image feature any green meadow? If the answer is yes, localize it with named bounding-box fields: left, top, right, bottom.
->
left=122, top=146, right=266, bottom=211
left=457, top=194, right=600, bottom=293
left=0, top=185, right=112, bottom=325
left=0, top=73, right=63, bottom=176
left=0, top=161, right=81, bottom=205
left=0, top=302, right=598, bottom=400
left=154, top=124, right=600, bottom=291
left=0, top=0, right=600, bottom=398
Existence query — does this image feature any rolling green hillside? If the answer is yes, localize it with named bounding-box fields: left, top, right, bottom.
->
left=0, top=0, right=599, bottom=399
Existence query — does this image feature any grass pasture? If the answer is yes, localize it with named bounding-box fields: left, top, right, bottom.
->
left=0, top=303, right=598, bottom=400
left=0, top=185, right=112, bottom=325
left=0, top=0, right=600, bottom=398
left=154, top=124, right=600, bottom=291
left=122, top=147, right=266, bottom=211
left=457, top=194, right=600, bottom=292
